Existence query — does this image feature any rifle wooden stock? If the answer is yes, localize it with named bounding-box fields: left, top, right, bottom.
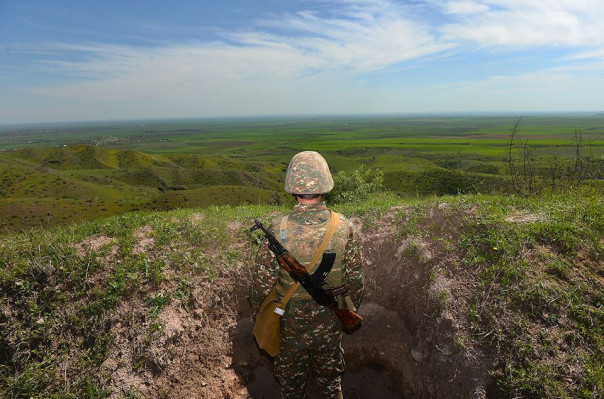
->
left=279, top=252, right=305, bottom=275
left=328, top=302, right=363, bottom=331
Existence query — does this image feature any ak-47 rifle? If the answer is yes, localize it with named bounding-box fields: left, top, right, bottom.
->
left=250, top=218, right=362, bottom=331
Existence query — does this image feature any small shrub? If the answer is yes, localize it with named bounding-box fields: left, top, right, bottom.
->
left=326, top=166, right=385, bottom=204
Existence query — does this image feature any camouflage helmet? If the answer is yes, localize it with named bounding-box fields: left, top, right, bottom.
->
left=284, top=151, right=334, bottom=194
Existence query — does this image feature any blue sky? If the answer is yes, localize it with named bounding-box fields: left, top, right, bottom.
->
left=1, top=0, right=603, bottom=124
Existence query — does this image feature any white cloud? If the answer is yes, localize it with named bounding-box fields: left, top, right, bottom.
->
left=437, top=0, right=604, bottom=48
left=443, top=1, right=489, bottom=15
left=228, top=0, right=453, bottom=73
left=568, top=47, right=604, bottom=61
left=25, top=41, right=394, bottom=120
left=25, top=0, right=454, bottom=113
left=417, top=60, right=604, bottom=112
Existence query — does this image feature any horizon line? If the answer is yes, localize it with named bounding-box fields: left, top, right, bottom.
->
left=2, top=110, right=603, bottom=128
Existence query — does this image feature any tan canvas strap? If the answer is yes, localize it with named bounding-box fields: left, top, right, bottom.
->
left=280, top=216, right=288, bottom=243
left=278, top=212, right=341, bottom=307
left=307, top=212, right=340, bottom=272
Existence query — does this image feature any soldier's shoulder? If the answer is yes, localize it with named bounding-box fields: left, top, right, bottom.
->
left=268, top=214, right=288, bottom=232
left=332, top=212, right=354, bottom=231
left=333, top=211, right=351, bottom=224
left=334, top=213, right=363, bottom=236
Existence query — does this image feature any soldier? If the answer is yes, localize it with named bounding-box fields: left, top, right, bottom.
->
left=250, top=151, right=364, bottom=398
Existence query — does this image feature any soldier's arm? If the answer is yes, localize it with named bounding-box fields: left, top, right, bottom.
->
left=342, top=223, right=364, bottom=309
left=249, top=238, right=280, bottom=312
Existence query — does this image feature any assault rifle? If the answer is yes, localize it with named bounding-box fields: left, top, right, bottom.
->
left=250, top=218, right=362, bottom=331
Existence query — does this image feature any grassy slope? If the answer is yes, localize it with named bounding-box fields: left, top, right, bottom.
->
left=0, top=191, right=602, bottom=398
left=0, top=145, right=288, bottom=233
left=450, top=191, right=603, bottom=397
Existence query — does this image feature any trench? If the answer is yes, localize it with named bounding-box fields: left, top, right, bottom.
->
left=232, top=302, right=415, bottom=398
left=231, top=236, right=423, bottom=399
left=227, top=210, right=500, bottom=398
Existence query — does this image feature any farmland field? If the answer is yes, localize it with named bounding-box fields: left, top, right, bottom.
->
left=1, top=114, right=603, bottom=233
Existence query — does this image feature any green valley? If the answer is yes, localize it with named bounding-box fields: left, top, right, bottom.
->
left=0, top=115, right=603, bottom=233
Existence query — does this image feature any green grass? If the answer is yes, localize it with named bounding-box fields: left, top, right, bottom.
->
left=1, top=191, right=602, bottom=397
left=0, top=145, right=293, bottom=233
left=0, top=201, right=287, bottom=397
left=445, top=191, right=603, bottom=397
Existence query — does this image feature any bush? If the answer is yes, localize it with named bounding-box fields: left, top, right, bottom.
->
left=326, top=166, right=385, bottom=204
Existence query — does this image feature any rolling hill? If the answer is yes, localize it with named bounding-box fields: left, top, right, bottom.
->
left=0, top=145, right=290, bottom=233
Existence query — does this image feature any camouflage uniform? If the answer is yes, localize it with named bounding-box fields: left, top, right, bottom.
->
left=250, top=201, right=364, bottom=398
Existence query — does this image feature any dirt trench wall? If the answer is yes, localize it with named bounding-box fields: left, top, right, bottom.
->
left=355, top=207, right=497, bottom=398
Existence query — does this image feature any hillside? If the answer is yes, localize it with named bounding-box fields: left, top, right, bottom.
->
left=1, top=192, right=602, bottom=398
left=0, top=145, right=290, bottom=233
